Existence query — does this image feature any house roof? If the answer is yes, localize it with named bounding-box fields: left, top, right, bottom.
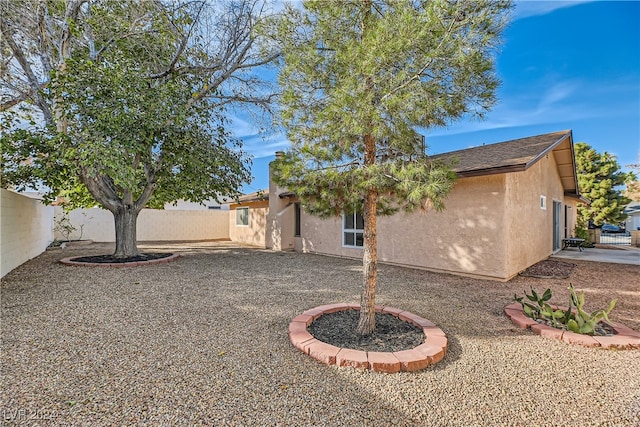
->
left=260, top=130, right=584, bottom=201
left=432, top=130, right=580, bottom=197
left=236, top=189, right=269, bottom=203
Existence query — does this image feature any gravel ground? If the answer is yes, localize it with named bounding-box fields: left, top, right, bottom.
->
left=1, top=241, right=639, bottom=426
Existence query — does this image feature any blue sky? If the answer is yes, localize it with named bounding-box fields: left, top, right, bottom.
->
left=238, top=0, right=640, bottom=193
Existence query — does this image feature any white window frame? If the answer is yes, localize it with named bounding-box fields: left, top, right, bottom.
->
left=342, top=212, right=364, bottom=248
left=236, top=207, right=249, bottom=227
left=540, top=195, right=547, bottom=210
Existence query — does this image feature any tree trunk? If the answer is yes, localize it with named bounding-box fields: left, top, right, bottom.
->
left=357, top=133, right=378, bottom=335
left=356, top=1, right=377, bottom=335
left=113, top=205, right=140, bottom=258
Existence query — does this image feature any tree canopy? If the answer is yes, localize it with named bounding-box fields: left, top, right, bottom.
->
left=1, top=0, right=277, bottom=257
left=575, top=142, right=635, bottom=226
left=271, top=0, right=510, bottom=217
left=269, top=0, right=511, bottom=333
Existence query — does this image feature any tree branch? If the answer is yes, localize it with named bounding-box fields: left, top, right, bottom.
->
left=36, top=2, right=53, bottom=77
left=380, top=10, right=459, bottom=102
left=59, top=1, right=88, bottom=62
left=148, top=2, right=205, bottom=79
left=0, top=17, right=54, bottom=125
left=79, top=168, right=121, bottom=212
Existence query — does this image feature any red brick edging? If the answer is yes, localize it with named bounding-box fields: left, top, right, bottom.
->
left=289, top=303, right=447, bottom=373
left=504, top=302, right=640, bottom=349
left=59, top=253, right=180, bottom=267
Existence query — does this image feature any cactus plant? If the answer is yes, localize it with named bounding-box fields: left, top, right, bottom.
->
left=514, top=287, right=566, bottom=326
left=514, top=286, right=551, bottom=320
left=513, top=284, right=617, bottom=335
left=566, top=284, right=617, bottom=335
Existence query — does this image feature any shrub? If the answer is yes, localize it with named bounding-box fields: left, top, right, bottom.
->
left=514, top=284, right=617, bottom=336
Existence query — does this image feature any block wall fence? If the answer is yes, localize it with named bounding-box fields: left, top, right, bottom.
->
left=54, top=207, right=230, bottom=243
left=1, top=189, right=234, bottom=277
left=1, top=189, right=54, bottom=277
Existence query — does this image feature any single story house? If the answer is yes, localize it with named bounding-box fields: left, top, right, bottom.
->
left=230, top=130, right=586, bottom=281
left=624, top=202, right=640, bottom=232
left=228, top=190, right=269, bottom=247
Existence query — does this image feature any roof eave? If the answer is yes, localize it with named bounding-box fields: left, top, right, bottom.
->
left=455, top=164, right=527, bottom=178
left=523, top=130, right=572, bottom=170
left=564, top=191, right=590, bottom=205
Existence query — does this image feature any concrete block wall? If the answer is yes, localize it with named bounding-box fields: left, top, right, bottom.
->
left=54, top=207, right=230, bottom=242
left=1, top=189, right=54, bottom=277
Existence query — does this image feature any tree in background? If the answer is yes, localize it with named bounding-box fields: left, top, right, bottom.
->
left=575, top=142, right=635, bottom=227
left=624, top=159, right=640, bottom=202
left=1, top=0, right=277, bottom=258
left=270, top=0, right=511, bottom=334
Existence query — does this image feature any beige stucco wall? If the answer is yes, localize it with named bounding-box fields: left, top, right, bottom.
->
left=266, top=171, right=297, bottom=251
left=1, top=189, right=54, bottom=277
left=271, top=150, right=579, bottom=280
left=293, top=159, right=578, bottom=280
left=54, top=207, right=229, bottom=242
left=503, top=153, right=576, bottom=275
left=229, top=205, right=268, bottom=247
left=297, top=174, right=512, bottom=280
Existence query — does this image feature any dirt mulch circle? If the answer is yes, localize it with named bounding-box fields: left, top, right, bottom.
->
left=519, top=259, right=576, bottom=279
left=307, top=310, right=424, bottom=352
left=69, top=252, right=173, bottom=264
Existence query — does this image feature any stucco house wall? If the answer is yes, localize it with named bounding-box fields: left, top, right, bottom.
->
left=503, top=152, right=569, bottom=276
left=624, top=202, right=640, bottom=231
left=296, top=174, right=512, bottom=279
left=229, top=200, right=268, bottom=247
left=273, top=130, right=584, bottom=281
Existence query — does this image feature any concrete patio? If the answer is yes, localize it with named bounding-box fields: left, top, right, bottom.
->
left=553, top=245, right=640, bottom=266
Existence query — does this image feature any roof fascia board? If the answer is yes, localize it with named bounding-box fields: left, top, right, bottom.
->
left=524, top=130, right=572, bottom=171
left=455, top=164, right=527, bottom=178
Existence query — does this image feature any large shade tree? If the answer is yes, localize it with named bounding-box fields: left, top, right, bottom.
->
left=1, top=0, right=277, bottom=258
left=270, top=0, right=511, bottom=334
left=575, top=142, right=635, bottom=227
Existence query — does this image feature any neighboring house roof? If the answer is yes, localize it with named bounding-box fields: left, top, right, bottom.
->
left=236, top=190, right=269, bottom=203
left=431, top=129, right=581, bottom=199
left=624, top=201, right=640, bottom=215
left=227, top=189, right=269, bottom=209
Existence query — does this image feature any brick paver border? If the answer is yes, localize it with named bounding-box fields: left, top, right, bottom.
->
left=504, top=302, right=640, bottom=349
left=59, top=253, right=180, bottom=267
left=289, top=303, right=447, bottom=373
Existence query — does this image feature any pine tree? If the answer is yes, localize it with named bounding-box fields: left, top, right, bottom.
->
left=270, top=0, right=511, bottom=334
left=575, top=142, right=635, bottom=226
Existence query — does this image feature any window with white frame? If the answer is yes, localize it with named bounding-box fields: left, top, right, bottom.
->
left=343, top=212, right=364, bottom=248
left=236, top=207, right=249, bottom=226
left=540, top=195, right=547, bottom=210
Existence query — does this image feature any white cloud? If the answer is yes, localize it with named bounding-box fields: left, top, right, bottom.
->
left=513, top=0, right=594, bottom=20
left=537, top=81, right=579, bottom=109
left=244, top=134, right=290, bottom=158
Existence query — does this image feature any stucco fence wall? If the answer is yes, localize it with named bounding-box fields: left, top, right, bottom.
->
left=1, top=189, right=54, bottom=277
left=54, top=207, right=230, bottom=242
